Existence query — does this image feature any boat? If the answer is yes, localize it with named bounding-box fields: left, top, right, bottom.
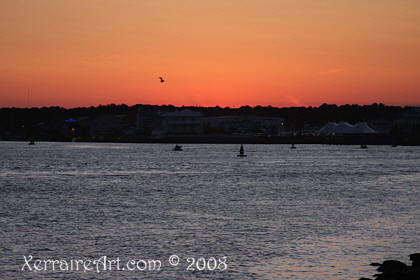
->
left=173, top=145, right=183, bottom=151
left=237, top=144, right=247, bottom=157
left=29, top=139, right=35, bottom=145
left=360, top=144, right=367, bottom=149
left=290, top=143, right=296, bottom=149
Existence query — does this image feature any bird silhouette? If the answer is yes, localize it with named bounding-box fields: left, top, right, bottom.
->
left=159, top=77, right=164, bottom=82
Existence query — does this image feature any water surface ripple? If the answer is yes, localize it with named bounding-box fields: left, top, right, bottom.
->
left=1, top=142, right=419, bottom=279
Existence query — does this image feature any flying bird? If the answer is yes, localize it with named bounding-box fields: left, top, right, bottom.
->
left=159, top=77, right=164, bottom=83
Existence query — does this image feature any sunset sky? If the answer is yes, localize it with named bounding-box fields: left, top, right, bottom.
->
left=1, top=0, right=420, bottom=108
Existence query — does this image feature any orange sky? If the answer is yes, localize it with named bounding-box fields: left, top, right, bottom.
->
left=1, top=0, right=420, bottom=108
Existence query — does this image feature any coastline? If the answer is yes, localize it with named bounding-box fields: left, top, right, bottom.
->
left=5, top=134, right=419, bottom=146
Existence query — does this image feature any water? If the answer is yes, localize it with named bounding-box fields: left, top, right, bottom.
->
left=1, top=142, right=419, bottom=279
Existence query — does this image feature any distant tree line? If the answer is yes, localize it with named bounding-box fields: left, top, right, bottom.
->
left=0, top=103, right=407, bottom=132
left=194, top=103, right=405, bottom=130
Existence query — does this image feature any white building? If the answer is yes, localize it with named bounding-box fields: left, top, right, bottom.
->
left=160, top=109, right=203, bottom=138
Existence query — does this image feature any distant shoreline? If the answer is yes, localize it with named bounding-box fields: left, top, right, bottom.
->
left=4, top=135, right=419, bottom=146
left=2, top=104, right=419, bottom=146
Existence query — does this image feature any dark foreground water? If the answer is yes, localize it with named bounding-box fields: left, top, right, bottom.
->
left=1, top=142, right=419, bottom=279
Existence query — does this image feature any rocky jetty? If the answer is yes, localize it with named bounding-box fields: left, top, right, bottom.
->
left=360, top=253, right=420, bottom=280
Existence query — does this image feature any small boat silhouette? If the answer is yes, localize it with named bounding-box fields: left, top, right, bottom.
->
left=173, top=145, right=183, bottom=151
left=237, top=144, right=247, bottom=157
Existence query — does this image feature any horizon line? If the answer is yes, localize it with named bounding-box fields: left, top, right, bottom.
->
left=1, top=102, right=419, bottom=110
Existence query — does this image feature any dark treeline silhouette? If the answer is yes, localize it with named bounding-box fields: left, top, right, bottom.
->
left=196, top=103, right=405, bottom=130
left=135, top=103, right=405, bottom=130
left=0, top=103, right=406, bottom=131
left=1, top=104, right=134, bottom=131
left=2, top=103, right=417, bottom=144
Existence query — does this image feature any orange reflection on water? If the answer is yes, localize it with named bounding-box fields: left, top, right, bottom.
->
left=248, top=235, right=406, bottom=280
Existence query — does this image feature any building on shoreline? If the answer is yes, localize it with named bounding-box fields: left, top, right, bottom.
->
left=137, top=108, right=203, bottom=139
left=161, top=109, right=203, bottom=138
left=394, top=107, right=420, bottom=134
left=203, top=115, right=285, bottom=136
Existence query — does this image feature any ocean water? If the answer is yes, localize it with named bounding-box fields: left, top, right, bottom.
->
left=0, top=141, right=419, bottom=279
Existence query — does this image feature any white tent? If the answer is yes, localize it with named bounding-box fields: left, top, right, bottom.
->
left=316, top=121, right=376, bottom=135
left=335, top=122, right=353, bottom=134
left=353, top=122, right=376, bottom=134
left=316, top=122, right=338, bottom=134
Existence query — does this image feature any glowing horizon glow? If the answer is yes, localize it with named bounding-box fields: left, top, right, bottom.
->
left=1, top=0, right=420, bottom=108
